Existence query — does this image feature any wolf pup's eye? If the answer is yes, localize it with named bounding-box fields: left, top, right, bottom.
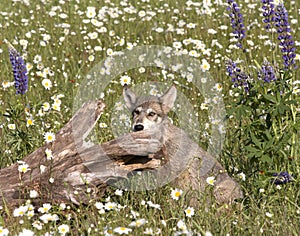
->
left=133, top=110, right=140, bottom=115
left=148, top=111, right=156, bottom=117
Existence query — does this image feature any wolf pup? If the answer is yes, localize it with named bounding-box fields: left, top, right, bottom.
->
left=123, top=85, right=243, bottom=204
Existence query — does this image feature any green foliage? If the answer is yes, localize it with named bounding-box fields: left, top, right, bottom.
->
left=226, top=70, right=298, bottom=170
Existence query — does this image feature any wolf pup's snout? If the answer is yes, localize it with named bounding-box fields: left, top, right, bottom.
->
left=133, top=124, right=144, bottom=132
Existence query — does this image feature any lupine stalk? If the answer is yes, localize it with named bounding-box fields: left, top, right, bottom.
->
left=258, top=60, right=276, bottom=83
left=261, top=0, right=276, bottom=31
left=5, top=40, right=28, bottom=95
left=272, top=172, right=294, bottom=185
left=274, top=4, right=296, bottom=69
left=261, top=2, right=296, bottom=69
left=227, top=0, right=246, bottom=49
left=226, top=59, right=250, bottom=92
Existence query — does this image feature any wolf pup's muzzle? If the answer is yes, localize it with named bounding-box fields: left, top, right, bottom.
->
left=133, top=124, right=144, bottom=132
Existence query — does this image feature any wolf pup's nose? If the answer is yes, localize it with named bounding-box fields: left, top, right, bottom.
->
left=133, top=124, right=144, bottom=132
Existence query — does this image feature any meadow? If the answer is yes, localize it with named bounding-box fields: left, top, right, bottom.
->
left=0, top=0, right=299, bottom=235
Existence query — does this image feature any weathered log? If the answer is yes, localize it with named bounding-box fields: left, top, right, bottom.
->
left=0, top=99, right=242, bottom=209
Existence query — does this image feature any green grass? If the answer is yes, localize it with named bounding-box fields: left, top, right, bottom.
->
left=0, top=0, right=299, bottom=235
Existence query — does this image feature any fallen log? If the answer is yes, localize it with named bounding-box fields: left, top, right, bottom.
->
left=0, top=99, right=243, bottom=209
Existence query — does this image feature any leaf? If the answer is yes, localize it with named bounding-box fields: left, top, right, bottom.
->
left=261, top=155, right=272, bottom=164
left=245, top=146, right=261, bottom=158
left=265, top=136, right=275, bottom=150
left=263, top=94, right=277, bottom=104
left=277, top=104, right=290, bottom=115
left=250, top=132, right=262, bottom=149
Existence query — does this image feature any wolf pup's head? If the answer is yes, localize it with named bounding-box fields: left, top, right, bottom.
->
left=123, top=85, right=177, bottom=132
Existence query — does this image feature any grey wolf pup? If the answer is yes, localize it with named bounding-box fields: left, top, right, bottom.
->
left=123, top=85, right=243, bottom=204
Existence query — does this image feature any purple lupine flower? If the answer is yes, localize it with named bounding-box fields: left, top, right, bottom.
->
left=226, top=59, right=250, bottom=92
left=274, top=4, right=296, bottom=69
left=227, top=0, right=246, bottom=49
left=272, top=172, right=294, bottom=185
left=261, top=0, right=276, bottom=31
left=258, top=60, right=277, bottom=83
left=6, top=40, right=28, bottom=95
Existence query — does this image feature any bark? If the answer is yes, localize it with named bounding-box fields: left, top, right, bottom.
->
left=0, top=100, right=162, bottom=208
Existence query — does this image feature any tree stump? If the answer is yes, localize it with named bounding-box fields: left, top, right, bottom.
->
left=0, top=100, right=243, bottom=209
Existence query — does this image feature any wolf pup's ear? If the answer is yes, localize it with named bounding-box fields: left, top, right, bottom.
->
left=160, top=85, right=177, bottom=114
left=123, top=86, right=137, bottom=111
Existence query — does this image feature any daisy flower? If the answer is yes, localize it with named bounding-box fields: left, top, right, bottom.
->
left=27, top=210, right=35, bottom=218
left=8, top=123, right=16, bottom=130
left=44, top=132, right=56, bottom=143
left=39, top=213, right=59, bottom=223
left=200, top=59, right=210, bottom=72
left=32, top=220, right=43, bottom=230
left=99, top=122, right=108, bottom=128
left=105, top=202, right=117, bottom=211
left=205, top=231, right=213, bottom=236
left=138, top=10, right=146, bottom=17
left=120, top=75, right=131, bottom=86
left=0, top=226, right=9, bottom=236
left=184, top=206, right=195, bottom=217
left=114, top=102, right=124, bottom=111
left=26, top=62, right=33, bottom=71
left=173, top=41, right=182, bottom=49
left=88, top=31, right=98, bottom=40
left=208, top=28, right=217, bottom=34
left=139, top=67, right=145, bottom=73
left=2, top=81, right=14, bottom=88
left=147, top=201, right=161, bottom=209
left=237, top=172, right=246, bottom=181
left=38, top=203, right=52, bottom=213
left=58, top=224, right=70, bottom=235
left=40, top=165, right=46, bottom=174
left=43, top=67, right=51, bottom=75
left=13, top=205, right=28, bottom=217
left=33, top=55, right=42, bottom=64
left=177, top=220, right=187, bottom=231
left=143, top=228, right=154, bottom=235
left=206, top=176, right=216, bottom=186
left=149, top=87, right=159, bottom=96
left=266, top=212, right=273, bottom=218
left=129, top=218, right=147, bottom=227
left=186, top=22, right=197, bottom=28
left=26, top=117, right=34, bottom=127
left=130, top=210, right=140, bottom=219
left=42, top=78, right=52, bottom=90
left=171, top=188, right=183, bottom=200
left=18, top=163, right=30, bottom=173
left=86, top=6, right=96, bottom=18
left=29, top=190, right=39, bottom=198
left=52, top=102, right=61, bottom=111
left=106, top=48, right=114, bottom=56
left=42, top=102, right=51, bottom=111
left=113, top=227, right=132, bottom=235
left=214, top=83, right=223, bottom=92
left=18, top=229, right=34, bottom=236
left=88, top=55, right=95, bottom=62
left=115, top=189, right=123, bottom=196
left=45, top=148, right=53, bottom=160
left=95, top=201, right=104, bottom=210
